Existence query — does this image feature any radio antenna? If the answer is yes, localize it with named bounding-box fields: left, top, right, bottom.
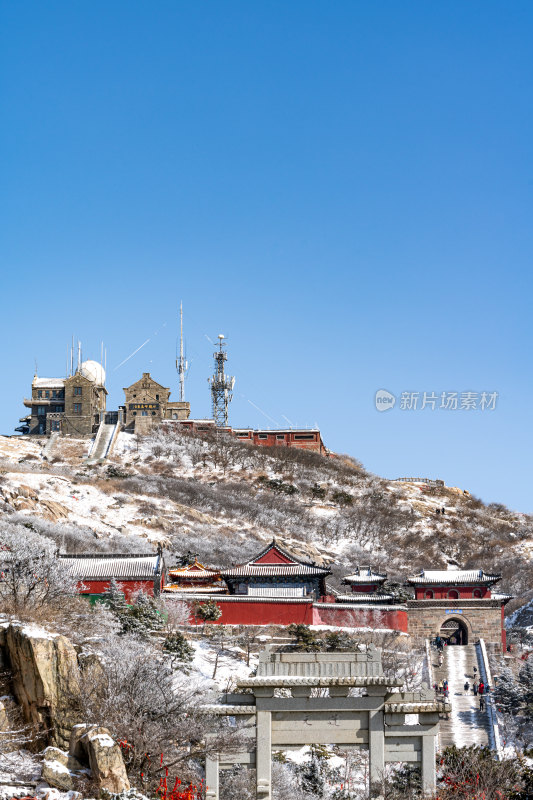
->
left=176, top=301, right=189, bottom=402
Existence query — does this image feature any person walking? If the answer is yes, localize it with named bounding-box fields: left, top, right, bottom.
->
left=464, top=680, right=470, bottom=692
left=479, top=696, right=485, bottom=711
left=479, top=681, right=485, bottom=696
left=473, top=680, right=479, bottom=696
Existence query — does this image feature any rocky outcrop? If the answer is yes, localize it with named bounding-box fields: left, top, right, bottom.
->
left=70, top=724, right=130, bottom=793
left=0, top=482, right=70, bottom=521
left=41, top=728, right=129, bottom=793
left=42, top=747, right=76, bottom=791
left=0, top=623, right=82, bottom=748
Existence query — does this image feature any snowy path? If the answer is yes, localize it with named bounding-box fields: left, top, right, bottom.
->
left=433, top=645, right=490, bottom=749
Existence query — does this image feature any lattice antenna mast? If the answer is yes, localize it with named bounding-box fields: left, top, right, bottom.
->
left=208, top=334, right=235, bottom=427
left=176, top=301, right=189, bottom=402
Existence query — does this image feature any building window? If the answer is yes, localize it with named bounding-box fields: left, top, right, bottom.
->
left=473, top=589, right=482, bottom=598
left=156, top=394, right=159, bottom=400
left=38, top=390, right=42, bottom=398
left=152, top=411, right=156, bottom=416
left=59, top=390, right=64, bottom=398
left=73, top=403, right=82, bottom=414
left=37, top=406, right=46, bottom=415
left=448, top=589, right=459, bottom=599
left=294, top=434, right=314, bottom=440
left=133, top=411, right=137, bottom=416
left=51, top=421, right=60, bottom=432
left=276, top=434, right=285, bottom=440
left=425, top=590, right=434, bottom=599
left=52, top=390, right=57, bottom=398
left=54, top=406, right=63, bottom=412
left=45, top=391, right=50, bottom=398
left=258, top=434, right=268, bottom=440
left=141, top=411, right=148, bottom=416
left=74, top=387, right=82, bottom=396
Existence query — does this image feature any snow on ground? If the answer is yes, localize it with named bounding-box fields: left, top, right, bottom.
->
left=191, top=640, right=257, bottom=691
left=2, top=469, right=173, bottom=542
left=0, top=750, right=41, bottom=798
left=0, top=435, right=41, bottom=461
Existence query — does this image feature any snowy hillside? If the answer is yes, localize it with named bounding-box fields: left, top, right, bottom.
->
left=1, top=429, right=532, bottom=609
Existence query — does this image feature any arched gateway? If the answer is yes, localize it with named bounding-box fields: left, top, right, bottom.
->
left=405, top=566, right=511, bottom=651
left=440, top=617, right=469, bottom=645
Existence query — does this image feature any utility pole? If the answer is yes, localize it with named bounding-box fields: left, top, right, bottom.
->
left=208, top=335, right=235, bottom=427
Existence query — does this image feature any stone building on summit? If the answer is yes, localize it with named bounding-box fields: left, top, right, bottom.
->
left=123, top=372, right=190, bottom=434
left=21, top=360, right=107, bottom=437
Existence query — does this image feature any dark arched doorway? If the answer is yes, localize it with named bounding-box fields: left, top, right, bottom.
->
left=440, top=617, right=468, bottom=645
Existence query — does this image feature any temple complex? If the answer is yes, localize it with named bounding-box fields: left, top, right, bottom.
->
left=46, top=544, right=510, bottom=650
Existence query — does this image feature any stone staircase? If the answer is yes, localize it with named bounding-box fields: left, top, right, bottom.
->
left=86, top=421, right=119, bottom=464
left=432, top=644, right=491, bottom=749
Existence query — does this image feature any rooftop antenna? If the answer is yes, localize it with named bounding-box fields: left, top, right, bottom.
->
left=176, top=301, right=189, bottom=402
left=208, top=334, right=235, bottom=427
left=34, top=358, right=38, bottom=377
left=77, top=340, right=81, bottom=372
left=71, top=336, right=74, bottom=377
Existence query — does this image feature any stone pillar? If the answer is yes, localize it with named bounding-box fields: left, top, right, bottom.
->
left=368, top=709, right=385, bottom=796
left=256, top=708, right=272, bottom=799
left=421, top=733, right=436, bottom=796
left=205, top=753, right=219, bottom=800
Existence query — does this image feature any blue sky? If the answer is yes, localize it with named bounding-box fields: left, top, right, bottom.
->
left=1, top=2, right=532, bottom=511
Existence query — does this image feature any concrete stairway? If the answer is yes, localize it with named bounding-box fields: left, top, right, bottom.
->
left=87, top=421, right=118, bottom=464
left=42, top=432, right=59, bottom=460
left=433, top=645, right=491, bottom=749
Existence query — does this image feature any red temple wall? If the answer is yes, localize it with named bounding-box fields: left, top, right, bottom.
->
left=186, top=599, right=408, bottom=631
left=312, top=605, right=409, bottom=632
left=190, top=599, right=315, bottom=626
left=78, top=578, right=158, bottom=601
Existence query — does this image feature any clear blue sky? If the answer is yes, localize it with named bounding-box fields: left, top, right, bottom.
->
left=1, top=2, right=532, bottom=511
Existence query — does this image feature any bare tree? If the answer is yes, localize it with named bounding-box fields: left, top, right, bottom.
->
left=0, top=520, right=79, bottom=614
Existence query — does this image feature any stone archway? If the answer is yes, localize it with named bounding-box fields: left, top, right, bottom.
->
left=440, top=616, right=469, bottom=645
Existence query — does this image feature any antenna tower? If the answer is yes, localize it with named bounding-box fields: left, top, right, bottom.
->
left=208, top=334, right=235, bottom=427
left=176, top=302, right=189, bottom=401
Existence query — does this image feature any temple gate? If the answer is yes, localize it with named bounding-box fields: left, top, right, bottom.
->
left=205, top=645, right=449, bottom=799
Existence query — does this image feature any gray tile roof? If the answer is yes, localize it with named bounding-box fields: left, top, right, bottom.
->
left=407, top=568, right=500, bottom=585
left=59, top=553, right=161, bottom=580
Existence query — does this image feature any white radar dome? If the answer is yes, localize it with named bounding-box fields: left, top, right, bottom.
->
left=79, top=360, right=106, bottom=385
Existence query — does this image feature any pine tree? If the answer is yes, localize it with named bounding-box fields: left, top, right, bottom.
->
left=324, top=630, right=356, bottom=651
left=163, top=631, right=195, bottom=670
left=494, top=667, right=523, bottom=714
left=287, top=624, right=321, bottom=651
left=518, top=658, right=533, bottom=708
left=120, top=591, right=165, bottom=637
left=102, top=577, right=128, bottom=615
left=193, top=599, right=222, bottom=630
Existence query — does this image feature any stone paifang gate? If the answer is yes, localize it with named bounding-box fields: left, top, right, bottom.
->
left=205, top=646, right=449, bottom=799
